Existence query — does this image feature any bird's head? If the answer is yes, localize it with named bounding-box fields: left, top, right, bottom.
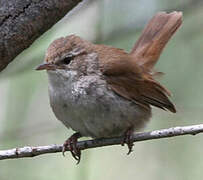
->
left=36, top=35, right=92, bottom=71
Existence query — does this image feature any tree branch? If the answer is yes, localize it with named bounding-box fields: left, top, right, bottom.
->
left=0, top=0, right=83, bottom=72
left=1, top=124, right=203, bottom=160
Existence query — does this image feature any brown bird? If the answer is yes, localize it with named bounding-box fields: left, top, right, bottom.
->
left=36, top=11, right=182, bottom=163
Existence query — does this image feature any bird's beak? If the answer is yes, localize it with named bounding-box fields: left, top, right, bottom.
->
left=35, top=63, right=56, bottom=71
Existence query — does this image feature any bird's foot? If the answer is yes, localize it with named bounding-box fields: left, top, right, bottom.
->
left=121, top=128, right=134, bottom=155
left=62, top=132, right=82, bottom=164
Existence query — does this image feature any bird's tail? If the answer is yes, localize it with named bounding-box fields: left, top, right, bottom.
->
left=130, top=11, right=182, bottom=69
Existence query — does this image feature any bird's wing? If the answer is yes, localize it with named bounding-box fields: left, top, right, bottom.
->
left=104, top=68, right=176, bottom=113
left=99, top=48, right=176, bottom=112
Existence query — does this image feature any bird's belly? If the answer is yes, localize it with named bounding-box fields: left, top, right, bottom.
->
left=48, top=71, right=151, bottom=138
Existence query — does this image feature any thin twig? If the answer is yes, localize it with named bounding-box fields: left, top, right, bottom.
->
left=1, top=124, right=203, bottom=160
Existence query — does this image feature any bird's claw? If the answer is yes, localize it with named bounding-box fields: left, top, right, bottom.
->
left=62, top=132, right=81, bottom=164
left=121, top=128, right=134, bottom=155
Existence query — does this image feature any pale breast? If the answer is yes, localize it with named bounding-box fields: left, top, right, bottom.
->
left=47, top=69, right=151, bottom=138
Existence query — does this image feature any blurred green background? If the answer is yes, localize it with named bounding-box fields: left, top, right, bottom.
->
left=1, top=0, right=203, bottom=179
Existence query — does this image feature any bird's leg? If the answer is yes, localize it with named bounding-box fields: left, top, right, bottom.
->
left=62, top=132, right=82, bottom=164
left=121, top=128, right=134, bottom=155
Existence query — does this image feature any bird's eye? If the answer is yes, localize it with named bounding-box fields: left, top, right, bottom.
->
left=62, top=56, right=72, bottom=65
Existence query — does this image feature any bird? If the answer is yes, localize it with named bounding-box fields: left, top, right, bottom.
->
left=36, top=11, right=182, bottom=163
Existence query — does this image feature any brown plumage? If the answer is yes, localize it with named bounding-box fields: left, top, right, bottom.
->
left=96, top=11, right=182, bottom=113
left=36, top=11, right=182, bottom=163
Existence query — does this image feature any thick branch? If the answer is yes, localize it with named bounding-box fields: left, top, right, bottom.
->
left=1, top=124, right=203, bottom=160
left=0, top=0, right=83, bottom=72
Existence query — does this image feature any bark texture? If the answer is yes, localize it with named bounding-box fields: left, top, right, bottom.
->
left=0, top=0, right=83, bottom=72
